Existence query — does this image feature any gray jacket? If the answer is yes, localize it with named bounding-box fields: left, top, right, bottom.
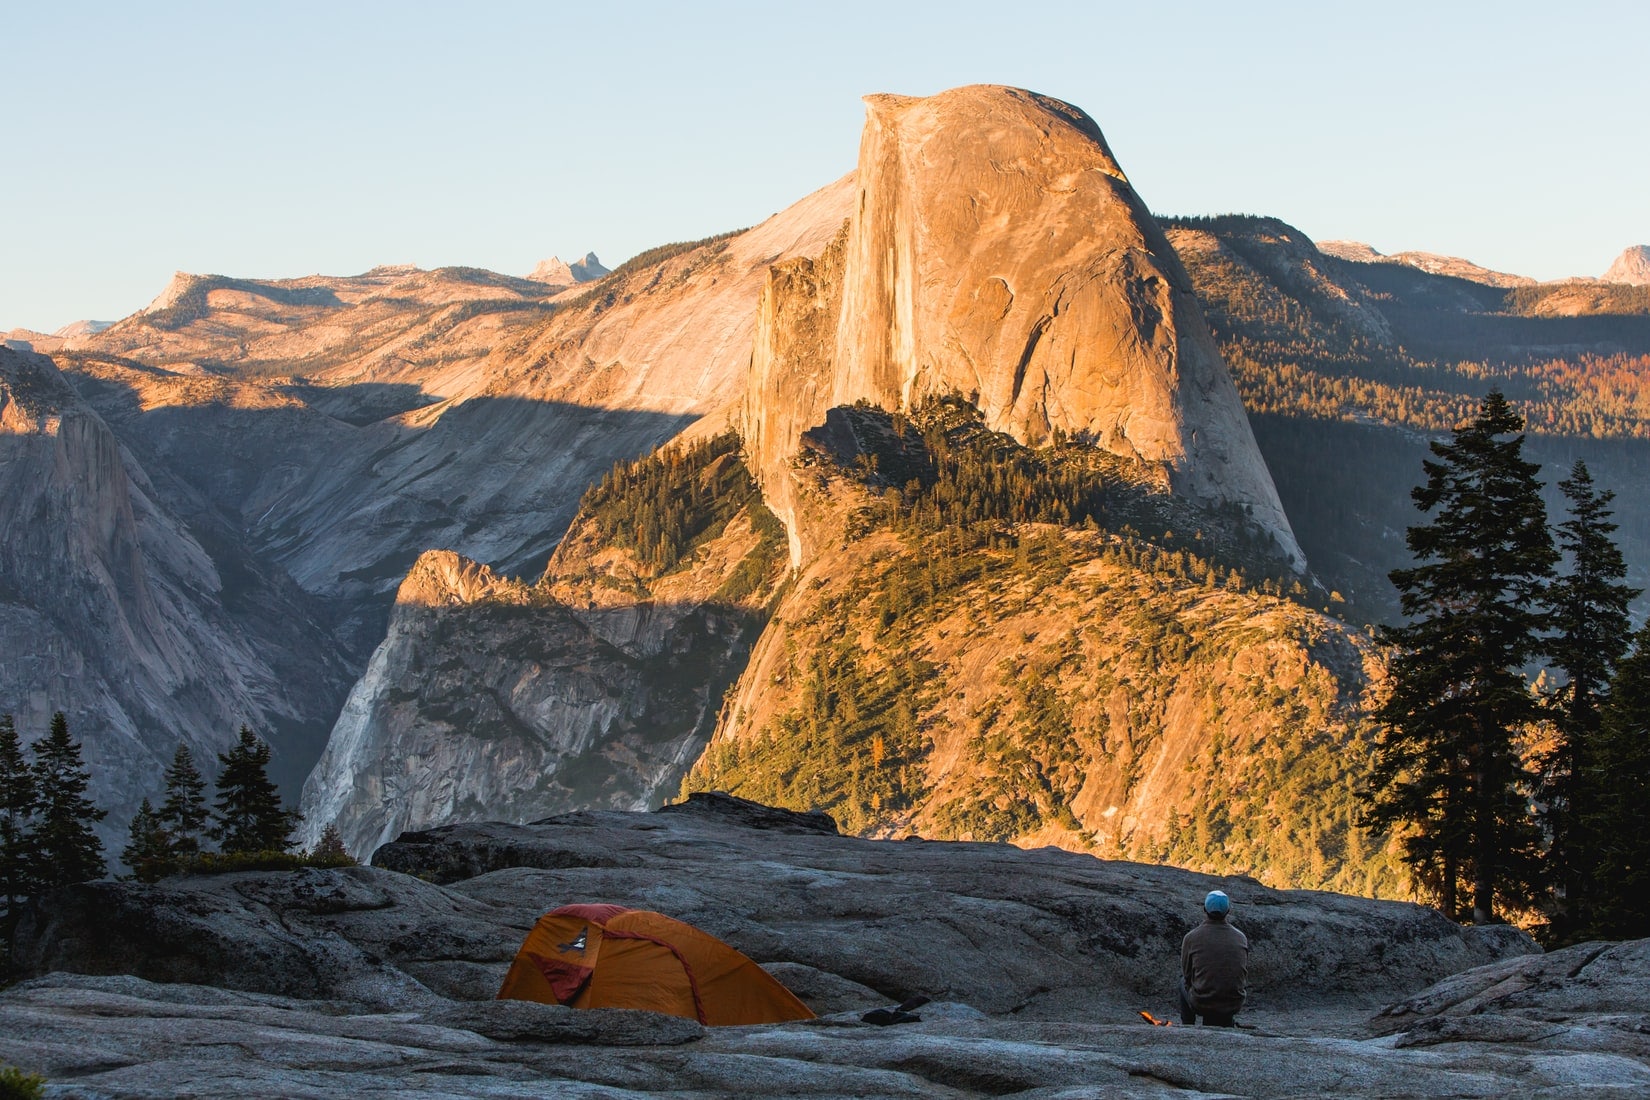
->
left=1181, top=915, right=1248, bottom=1015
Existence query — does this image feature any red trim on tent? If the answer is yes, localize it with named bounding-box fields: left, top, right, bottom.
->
left=548, top=903, right=631, bottom=923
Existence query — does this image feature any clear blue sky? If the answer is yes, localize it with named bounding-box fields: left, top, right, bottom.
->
left=4, top=1, right=1646, bottom=332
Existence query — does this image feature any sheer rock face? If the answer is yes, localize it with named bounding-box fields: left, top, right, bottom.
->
left=0, top=348, right=350, bottom=851
left=744, top=86, right=1301, bottom=570
left=299, top=491, right=781, bottom=857
left=1604, top=244, right=1650, bottom=285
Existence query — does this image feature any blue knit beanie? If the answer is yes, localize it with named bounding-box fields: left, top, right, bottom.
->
left=1204, top=890, right=1230, bottom=916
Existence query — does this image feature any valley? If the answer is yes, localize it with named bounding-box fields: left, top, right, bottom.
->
left=2, top=86, right=1646, bottom=902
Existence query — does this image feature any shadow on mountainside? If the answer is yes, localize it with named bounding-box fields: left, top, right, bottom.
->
left=275, top=380, right=442, bottom=426
left=1337, top=260, right=1650, bottom=359
left=57, top=361, right=702, bottom=596
left=1253, top=416, right=1650, bottom=629
left=9, top=354, right=705, bottom=851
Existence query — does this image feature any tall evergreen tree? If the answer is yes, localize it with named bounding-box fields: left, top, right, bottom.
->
left=1581, top=623, right=1650, bottom=939
left=1, top=713, right=39, bottom=927
left=121, top=798, right=174, bottom=883
left=212, top=726, right=299, bottom=854
left=28, top=712, right=107, bottom=889
left=1541, top=461, right=1639, bottom=938
left=159, top=744, right=210, bottom=856
left=1363, top=391, right=1556, bottom=923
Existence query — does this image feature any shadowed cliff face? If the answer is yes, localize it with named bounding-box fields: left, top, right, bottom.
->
left=56, top=173, right=853, bottom=606
left=9, top=180, right=850, bottom=837
left=0, top=347, right=351, bottom=848
left=744, top=85, right=1302, bottom=571
left=298, top=466, right=789, bottom=857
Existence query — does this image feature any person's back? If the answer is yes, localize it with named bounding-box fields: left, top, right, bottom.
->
left=1180, top=890, right=1248, bottom=1026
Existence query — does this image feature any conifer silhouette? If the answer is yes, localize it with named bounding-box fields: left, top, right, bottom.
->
left=1, top=713, right=39, bottom=926
left=159, top=744, right=210, bottom=855
left=1364, top=391, right=1555, bottom=923
left=29, top=712, right=107, bottom=889
left=211, top=726, right=299, bottom=854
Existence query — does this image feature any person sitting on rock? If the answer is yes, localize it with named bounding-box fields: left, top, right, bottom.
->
left=1179, top=889, right=1248, bottom=1027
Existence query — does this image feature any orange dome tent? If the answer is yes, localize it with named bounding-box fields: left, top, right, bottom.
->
left=496, top=903, right=815, bottom=1026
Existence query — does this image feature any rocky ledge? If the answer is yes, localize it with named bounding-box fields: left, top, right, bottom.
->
left=4, top=793, right=1647, bottom=1097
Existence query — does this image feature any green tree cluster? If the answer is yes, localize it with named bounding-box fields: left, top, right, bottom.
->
left=1363, top=390, right=1645, bottom=937
left=122, top=727, right=344, bottom=882
left=1161, top=215, right=1650, bottom=442
left=579, top=430, right=759, bottom=574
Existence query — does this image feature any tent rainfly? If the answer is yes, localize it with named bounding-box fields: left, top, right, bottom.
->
left=497, top=903, right=816, bottom=1026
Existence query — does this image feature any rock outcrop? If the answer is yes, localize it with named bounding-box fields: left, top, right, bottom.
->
left=690, top=500, right=1393, bottom=892
left=1603, top=244, right=1650, bottom=285
left=20, top=798, right=1535, bottom=1018
left=12, top=802, right=1646, bottom=1097
left=743, top=86, right=1302, bottom=571
left=371, top=794, right=1527, bottom=1018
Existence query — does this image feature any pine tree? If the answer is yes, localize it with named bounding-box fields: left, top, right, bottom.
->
left=159, top=744, right=210, bottom=856
left=1, top=713, right=40, bottom=927
left=1581, top=623, right=1650, bottom=939
left=121, top=798, right=174, bottom=883
left=1541, top=461, right=1639, bottom=938
left=28, top=712, right=108, bottom=889
left=212, top=726, right=299, bottom=854
left=1363, top=391, right=1556, bottom=923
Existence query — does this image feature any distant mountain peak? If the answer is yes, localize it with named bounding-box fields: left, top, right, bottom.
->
left=1603, top=245, right=1650, bottom=286
left=571, top=252, right=609, bottom=280
left=52, top=319, right=113, bottom=338
left=1317, top=240, right=1535, bottom=288
left=142, top=271, right=202, bottom=313
left=3, top=320, right=112, bottom=353
left=528, top=253, right=609, bottom=287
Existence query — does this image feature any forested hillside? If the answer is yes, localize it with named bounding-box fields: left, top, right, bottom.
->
left=685, top=401, right=1400, bottom=897
left=1162, top=215, right=1650, bottom=625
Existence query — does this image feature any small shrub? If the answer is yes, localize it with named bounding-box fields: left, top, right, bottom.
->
left=310, top=824, right=357, bottom=867
left=0, top=1064, right=46, bottom=1100
left=181, top=850, right=310, bottom=874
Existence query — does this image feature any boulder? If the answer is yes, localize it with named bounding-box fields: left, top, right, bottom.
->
left=8, top=864, right=525, bottom=1007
